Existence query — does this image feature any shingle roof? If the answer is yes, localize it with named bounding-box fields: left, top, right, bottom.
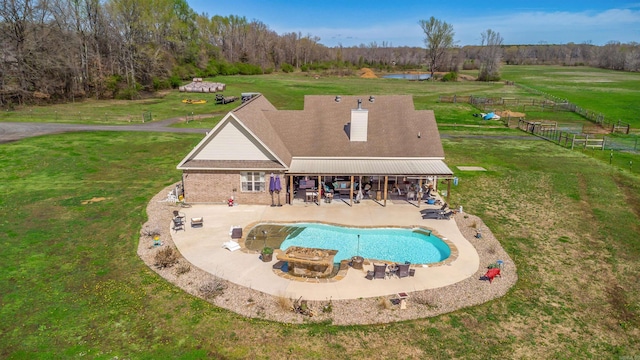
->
left=243, top=95, right=444, bottom=158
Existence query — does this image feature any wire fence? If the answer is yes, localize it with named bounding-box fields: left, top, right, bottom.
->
left=439, top=84, right=632, bottom=135
left=517, top=119, right=639, bottom=153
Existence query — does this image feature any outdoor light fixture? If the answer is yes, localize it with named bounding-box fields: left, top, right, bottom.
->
left=335, top=95, right=341, bottom=102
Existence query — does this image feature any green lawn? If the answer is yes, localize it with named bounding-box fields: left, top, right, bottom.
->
left=500, top=65, right=640, bottom=128
left=1, top=67, right=639, bottom=359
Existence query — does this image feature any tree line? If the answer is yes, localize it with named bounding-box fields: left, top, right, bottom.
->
left=1, top=0, right=638, bottom=106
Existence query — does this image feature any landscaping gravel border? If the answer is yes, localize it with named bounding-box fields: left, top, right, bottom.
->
left=138, top=184, right=517, bottom=325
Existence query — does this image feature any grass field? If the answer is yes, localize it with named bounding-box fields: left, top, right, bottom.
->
left=1, top=66, right=639, bottom=359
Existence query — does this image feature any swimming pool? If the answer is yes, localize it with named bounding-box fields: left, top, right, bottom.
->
left=277, top=223, right=450, bottom=264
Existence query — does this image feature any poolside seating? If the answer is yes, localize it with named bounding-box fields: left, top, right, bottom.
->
left=222, top=240, right=241, bottom=252
left=420, top=203, right=448, bottom=215
left=366, top=263, right=387, bottom=280
left=229, top=226, right=242, bottom=239
left=396, top=263, right=411, bottom=278
left=482, top=268, right=501, bottom=283
left=172, top=217, right=185, bottom=232
left=422, top=210, right=455, bottom=220
left=190, top=217, right=203, bottom=227
left=173, top=210, right=186, bottom=220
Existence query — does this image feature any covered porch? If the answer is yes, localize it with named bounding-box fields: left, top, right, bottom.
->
left=284, top=158, right=455, bottom=207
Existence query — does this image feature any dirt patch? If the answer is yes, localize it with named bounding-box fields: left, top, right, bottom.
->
left=359, top=68, right=378, bottom=79
left=81, top=197, right=109, bottom=205
left=495, top=110, right=526, bottom=118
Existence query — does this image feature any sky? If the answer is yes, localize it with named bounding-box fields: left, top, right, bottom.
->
left=186, top=0, right=640, bottom=47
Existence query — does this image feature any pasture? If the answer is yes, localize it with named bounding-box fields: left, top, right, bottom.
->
left=0, top=66, right=638, bottom=359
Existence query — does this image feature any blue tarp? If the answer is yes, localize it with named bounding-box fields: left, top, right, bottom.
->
left=483, top=112, right=495, bottom=120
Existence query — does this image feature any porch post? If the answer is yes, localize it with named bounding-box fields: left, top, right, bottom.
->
left=383, top=176, right=388, bottom=207
left=349, top=175, right=354, bottom=206
left=289, top=175, right=294, bottom=205
left=318, top=174, right=321, bottom=205
left=447, top=178, right=452, bottom=205
left=418, top=178, right=422, bottom=208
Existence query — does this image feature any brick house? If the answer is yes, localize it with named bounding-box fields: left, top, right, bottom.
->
left=176, top=94, right=454, bottom=206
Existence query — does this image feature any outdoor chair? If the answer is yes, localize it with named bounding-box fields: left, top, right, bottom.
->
left=172, top=217, right=185, bottom=232
left=374, top=263, right=387, bottom=279
left=482, top=268, right=501, bottom=283
left=230, top=226, right=242, bottom=239
left=396, top=263, right=411, bottom=278
left=420, top=203, right=448, bottom=215
left=366, top=264, right=388, bottom=280
left=422, top=210, right=454, bottom=220
left=173, top=210, right=186, bottom=220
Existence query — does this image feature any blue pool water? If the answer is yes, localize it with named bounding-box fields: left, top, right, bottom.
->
left=278, top=223, right=450, bottom=264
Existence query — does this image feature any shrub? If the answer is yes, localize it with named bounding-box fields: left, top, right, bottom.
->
left=169, top=75, right=181, bottom=89
left=199, top=279, right=227, bottom=299
left=175, top=262, right=191, bottom=275
left=378, top=297, right=392, bottom=310
left=235, top=62, right=263, bottom=75
left=280, top=63, right=295, bottom=73
left=115, top=86, right=140, bottom=100
left=275, top=295, right=292, bottom=311
left=154, top=247, right=178, bottom=268
left=152, top=77, right=172, bottom=91
left=441, top=71, right=458, bottom=82
left=413, top=293, right=438, bottom=308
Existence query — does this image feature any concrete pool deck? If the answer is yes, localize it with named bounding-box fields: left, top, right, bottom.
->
left=170, top=200, right=480, bottom=301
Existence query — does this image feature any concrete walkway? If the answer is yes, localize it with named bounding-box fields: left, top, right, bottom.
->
left=170, top=199, right=479, bottom=301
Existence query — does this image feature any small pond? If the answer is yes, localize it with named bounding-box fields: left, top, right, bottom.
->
left=382, top=73, right=431, bottom=80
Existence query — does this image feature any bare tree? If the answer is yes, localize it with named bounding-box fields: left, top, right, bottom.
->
left=478, top=29, right=503, bottom=81
left=418, top=17, right=455, bottom=79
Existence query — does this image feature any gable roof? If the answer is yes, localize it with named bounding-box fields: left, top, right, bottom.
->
left=176, top=98, right=288, bottom=171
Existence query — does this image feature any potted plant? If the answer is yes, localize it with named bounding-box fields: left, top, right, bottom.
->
left=261, top=247, right=273, bottom=262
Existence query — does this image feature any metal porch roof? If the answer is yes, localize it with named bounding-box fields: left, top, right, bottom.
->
left=288, top=158, right=453, bottom=176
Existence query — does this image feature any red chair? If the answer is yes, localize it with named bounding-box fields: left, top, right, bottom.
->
left=484, top=268, right=501, bottom=283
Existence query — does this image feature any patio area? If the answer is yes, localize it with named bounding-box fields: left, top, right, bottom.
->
left=169, top=199, right=480, bottom=301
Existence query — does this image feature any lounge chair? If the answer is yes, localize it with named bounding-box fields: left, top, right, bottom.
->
left=420, top=203, right=448, bottom=214
left=396, top=263, right=411, bottom=278
left=422, top=210, right=454, bottom=220
left=222, top=240, right=241, bottom=252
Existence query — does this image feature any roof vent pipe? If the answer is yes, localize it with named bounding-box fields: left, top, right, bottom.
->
left=357, top=99, right=362, bottom=109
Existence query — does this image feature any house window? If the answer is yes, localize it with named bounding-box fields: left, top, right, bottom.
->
left=241, top=172, right=265, bottom=192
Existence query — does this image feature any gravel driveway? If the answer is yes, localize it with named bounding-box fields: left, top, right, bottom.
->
left=0, top=118, right=208, bottom=143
